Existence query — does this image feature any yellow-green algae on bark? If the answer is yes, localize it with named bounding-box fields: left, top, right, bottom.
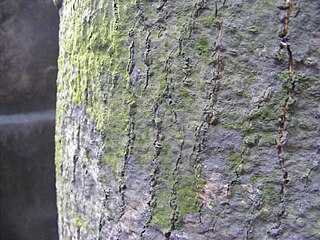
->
left=55, top=0, right=320, bottom=239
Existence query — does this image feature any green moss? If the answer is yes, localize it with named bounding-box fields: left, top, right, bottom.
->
left=259, top=132, right=276, bottom=146
left=314, top=221, right=320, bottom=235
left=197, top=15, right=216, bottom=27
left=150, top=207, right=172, bottom=232
left=57, top=0, right=138, bottom=173
left=73, top=212, right=85, bottom=228
left=159, top=75, right=168, bottom=92
left=279, top=71, right=290, bottom=81
left=262, top=183, right=278, bottom=206
left=54, top=135, right=65, bottom=181
left=257, top=104, right=280, bottom=124
left=229, top=49, right=238, bottom=56
left=227, top=153, right=242, bottom=168
left=164, top=40, right=169, bottom=48
left=243, top=133, right=260, bottom=147
left=150, top=152, right=202, bottom=230
left=248, top=25, right=259, bottom=34
left=250, top=173, right=264, bottom=182
left=56, top=1, right=204, bottom=232
left=255, top=183, right=279, bottom=217
left=180, top=89, right=190, bottom=99
left=296, top=73, right=314, bottom=92
left=263, top=184, right=278, bottom=203
left=250, top=79, right=291, bottom=126
left=245, top=73, right=255, bottom=83
left=261, top=2, right=277, bottom=9
left=176, top=185, right=200, bottom=216
left=176, top=133, right=184, bottom=143
left=149, top=178, right=174, bottom=231
left=222, top=116, right=254, bottom=135
left=248, top=45, right=256, bottom=54
left=195, top=35, right=211, bottom=58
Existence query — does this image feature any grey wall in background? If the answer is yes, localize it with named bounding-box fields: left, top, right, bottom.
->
left=0, top=0, right=59, bottom=239
left=0, top=0, right=58, bottom=114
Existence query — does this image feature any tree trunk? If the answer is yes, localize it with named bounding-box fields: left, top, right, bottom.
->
left=55, top=0, right=320, bottom=239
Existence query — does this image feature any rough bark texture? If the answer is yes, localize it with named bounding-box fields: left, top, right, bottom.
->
left=55, top=0, right=320, bottom=239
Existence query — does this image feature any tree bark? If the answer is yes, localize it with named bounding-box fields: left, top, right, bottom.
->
left=55, top=0, right=320, bottom=239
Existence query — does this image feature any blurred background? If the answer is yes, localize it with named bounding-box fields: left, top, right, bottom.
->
left=0, top=0, right=59, bottom=239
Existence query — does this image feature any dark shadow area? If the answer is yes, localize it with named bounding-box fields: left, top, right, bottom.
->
left=0, top=0, right=59, bottom=239
left=0, top=0, right=58, bottom=114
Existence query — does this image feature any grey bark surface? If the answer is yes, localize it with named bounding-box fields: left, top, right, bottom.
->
left=55, top=0, right=320, bottom=239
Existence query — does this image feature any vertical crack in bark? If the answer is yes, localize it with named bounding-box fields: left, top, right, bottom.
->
left=193, top=121, right=207, bottom=224
left=178, top=0, right=209, bottom=56
left=141, top=99, right=162, bottom=238
left=164, top=52, right=182, bottom=230
left=98, top=191, right=108, bottom=240
left=161, top=52, right=181, bottom=234
left=118, top=26, right=137, bottom=221
left=118, top=104, right=136, bottom=219
left=169, top=140, right=184, bottom=232
left=156, top=0, right=168, bottom=12
left=127, top=40, right=135, bottom=75
left=275, top=0, right=297, bottom=228
left=142, top=50, right=174, bottom=236
left=137, top=2, right=163, bottom=236
left=98, top=216, right=105, bottom=240
left=135, top=0, right=153, bottom=91
left=193, top=0, right=208, bottom=20
left=109, top=0, right=121, bottom=98
left=106, top=0, right=139, bottom=226
left=72, top=121, right=81, bottom=183
left=144, top=30, right=152, bottom=90
left=141, top=157, right=159, bottom=238
left=76, top=227, right=80, bottom=240
left=178, top=0, right=213, bottom=225
left=113, top=0, right=119, bottom=31
left=198, top=0, right=226, bottom=225
left=245, top=193, right=265, bottom=240
left=182, top=0, right=227, bottom=226
left=118, top=97, right=136, bottom=220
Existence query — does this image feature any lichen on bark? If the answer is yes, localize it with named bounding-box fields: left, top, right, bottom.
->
left=56, top=0, right=320, bottom=239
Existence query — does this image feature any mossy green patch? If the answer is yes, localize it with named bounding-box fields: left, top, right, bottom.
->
left=57, top=0, right=137, bottom=174
left=263, top=185, right=279, bottom=216
left=176, top=184, right=200, bottom=217
left=247, top=43, right=257, bottom=53
left=54, top=135, right=66, bottom=182
left=248, top=25, right=259, bottom=34
left=250, top=173, right=264, bottom=182
left=279, top=71, right=290, bottom=81
left=73, top=212, right=85, bottom=228
left=245, top=73, right=255, bottom=84
left=296, top=73, right=314, bottom=92
left=197, top=15, right=216, bottom=27
left=195, top=35, right=211, bottom=58
left=227, top=153, right=242, bottom=169
left=243, top=133, right=260, bottom=147
left=150, top=207, right=172, bottom=232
